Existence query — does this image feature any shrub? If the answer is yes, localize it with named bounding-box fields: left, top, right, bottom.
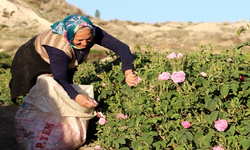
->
left=74, top=45, right=250, bottom=149
left=1, top=34, right=250, bottom=149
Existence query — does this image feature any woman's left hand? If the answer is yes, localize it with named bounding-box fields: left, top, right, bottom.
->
left=124, top=69, right=138, bottom=86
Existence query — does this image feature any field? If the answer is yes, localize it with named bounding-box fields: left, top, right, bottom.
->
left=1, top=30, right=250, bottom=149
left=1, top=0, right=250, bottom=149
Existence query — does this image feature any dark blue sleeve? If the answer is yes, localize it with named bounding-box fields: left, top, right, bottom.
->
left=94, top=26, right=134, bottom=72
left=43, top=45, right=79, bottom=100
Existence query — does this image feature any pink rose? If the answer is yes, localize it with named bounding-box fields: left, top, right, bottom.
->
left=135, top=76, right=142, bottom=85
left=96, top=112, right=104, bottom=118
left=214, top=119, right=228, bottom=131
left=158, top=72, right=171, bottom=80
left=182, top=121, right=191, bottom=129
left=200, top=72, right=207, bottom=77
left=93, top=100, right=99, bottom=105
left=121, top=126, right=126, bottom=131
left=101, top=83, right=106, bottom=87
left=240, top=75, right=244, bottom=82
left=213, top=146, right=225, bottom=150
left=94, top=145, right=101, bottom=150
left=171, top=71, right=186, bottom=83
left=99, top=117, right=107, bottom=125
left=117, top=113, right=128, bottom=119
left=177, top=53, right=184, bottom=59
left=227, top=58, right=232, bottom=62
left=166, top=52, right=176, bottom=59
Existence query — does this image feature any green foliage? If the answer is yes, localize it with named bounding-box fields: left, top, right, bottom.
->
left=1, top=24, right=250, bottom=148
left=0, top=52, right=12, bottom=104
left=74, top=45, right=250, bottom=149
left=2, top=44, right=250, bottom=149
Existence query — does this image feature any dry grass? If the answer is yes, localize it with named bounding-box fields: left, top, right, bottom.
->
left=1, top=0, right=250, bottom=56
left=9, top=0, right=87, bottom=22
left=0, top=40, right=23, bottom=54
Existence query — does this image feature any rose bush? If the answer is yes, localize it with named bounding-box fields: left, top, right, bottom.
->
left=2, top=39, right=250, bottom=149
left=76, top=45, right=250, bottom=149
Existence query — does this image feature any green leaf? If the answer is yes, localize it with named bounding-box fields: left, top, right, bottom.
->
left=203, top=79, right=210, bottom=87
left=241, top=120, right=250, bottom=125
left=219, top=112, right=227, bottom=119
left=236, top=42, right=250, bottom=49
left=193, top=131, right=203, bottom=148
left=220, top=84, right=229, bottom=96
left=185, top=131, right=193, bottom=141
left=244, top=109, right=250, bottom=116
left=134, top=106, right=141, bottom=114
left=242, top=82, right=250, bottom=90
left=117, top=73, right=125, bottom=82
left=200, top=136, right=210, bottom=147
left=178, top=135, right=187, bottom=144
left=149, top=131, right=158, bottom=136
left=146, top=136, right=154, bottom=144
left=231, top=82, right=239, bottom=92
left=131, top=141, right=143, bottom=149
left=170, top=113, right=180, bottom=119
left=152, top=141, right=162, bottom=150
left=226, top=123, right=236, bottom=136
left=237, top=28, right=246, bottom=35
left=106, top=90, right=113, bottom=95
left=127, top=118, right=135, bottom=127
left=176, top=129, right=186, bottom=139
left=239, top=138, right=250, bottom=150
left=241, top=126, right=250, bottom=135
left=175, top=145, right=186, bottom=150
left=210, top=111, right=219, bottom=121
left=205, top=99, right=217, bottom=111
left=117, top=138, right=126, bottom=144
left=166, top=109, right=174, bottom=117
left=120, top=119, right=126, bottom=125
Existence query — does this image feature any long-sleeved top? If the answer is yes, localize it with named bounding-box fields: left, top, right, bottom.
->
left=44, top=26, right=134, bottom=99
left=10, top=26, right=134, bottom=101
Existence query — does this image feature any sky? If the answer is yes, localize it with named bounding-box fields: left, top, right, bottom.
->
left=66, top=0, right=250, bottom=24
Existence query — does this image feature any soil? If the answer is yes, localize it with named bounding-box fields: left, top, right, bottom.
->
left=87, top=53, right=108, bottom=62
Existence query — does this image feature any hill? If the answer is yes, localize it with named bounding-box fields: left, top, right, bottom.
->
left=0, top=1, right=250, bottom=149
left=0, top=0, right=249, bottom=58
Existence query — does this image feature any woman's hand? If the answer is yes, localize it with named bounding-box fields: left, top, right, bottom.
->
left=124, top=69, right=138, bottom=86
left=75, top=94, right=98, bottom=108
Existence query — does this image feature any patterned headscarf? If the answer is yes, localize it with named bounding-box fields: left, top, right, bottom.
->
left=50, top=14, right=95, bottom=49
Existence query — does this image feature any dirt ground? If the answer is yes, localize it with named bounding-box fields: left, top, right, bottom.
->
left=0, top=103, right=99, bottom=150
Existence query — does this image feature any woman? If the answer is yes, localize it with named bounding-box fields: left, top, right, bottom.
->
left=9, top=14, right=138, bottom=107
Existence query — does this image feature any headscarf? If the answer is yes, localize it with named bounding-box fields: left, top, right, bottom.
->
left=50, top=14, right=95, bottom=49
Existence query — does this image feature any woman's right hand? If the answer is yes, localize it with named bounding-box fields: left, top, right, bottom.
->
left=75, top=94, right=98, bottom=108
